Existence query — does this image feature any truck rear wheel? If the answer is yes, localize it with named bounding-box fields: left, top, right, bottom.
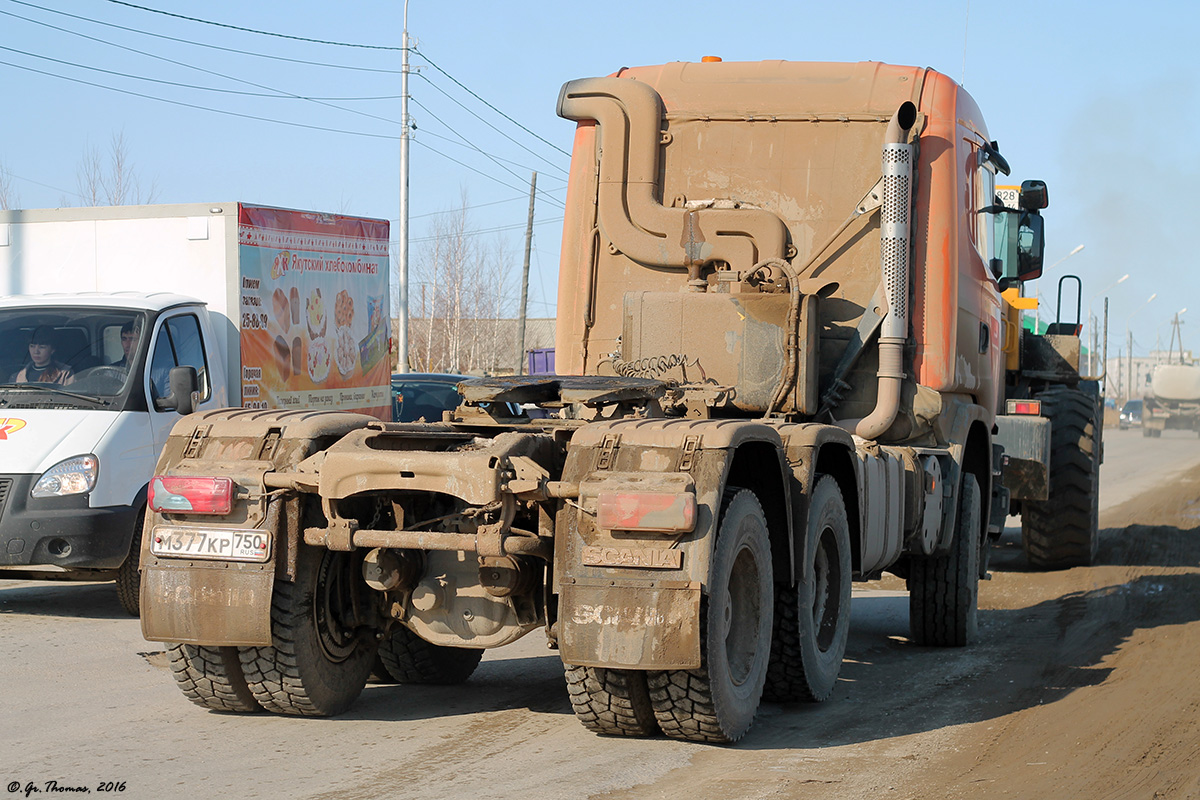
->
left=908, top=473, right=981, bottom=647
left=239, top=545, right=377, bottom=716
left=647, top=489, right=773, bottom=743
left=114, top=508, right=144, bottom=617
left=764, top=475, right=851, bottom=702
left=565, top=665, right=660, bottom=737
left=1021, top=387, right=1101, bottom=569
left=168, top=644, right=261, bottom=713
left=377, top=625, right=483, bottom=684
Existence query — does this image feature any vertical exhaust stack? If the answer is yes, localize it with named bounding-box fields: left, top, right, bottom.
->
left=856, top=101, right=917, bottom=440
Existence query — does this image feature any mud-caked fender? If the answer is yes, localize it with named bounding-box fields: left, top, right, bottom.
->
left=140, top=408, right=376, bottom=647
left=554, top=417, right=794, bottom=670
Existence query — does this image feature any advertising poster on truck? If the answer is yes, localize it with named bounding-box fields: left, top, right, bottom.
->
left=236, top=204, right=391, bottom=420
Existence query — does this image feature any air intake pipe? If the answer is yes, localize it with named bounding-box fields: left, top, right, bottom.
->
left=557, top=77, right=789, bottom=281
left=855, top=102, right=917, bottom=440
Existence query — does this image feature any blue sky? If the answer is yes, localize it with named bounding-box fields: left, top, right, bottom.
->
left=1, top=0, right=1195, bottom=354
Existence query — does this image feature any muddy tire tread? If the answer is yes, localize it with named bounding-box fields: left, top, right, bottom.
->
left=238, top=572, right=372, bottom=717
left=764, top=475, right=851, bottom=703
left=647, top=489, right=772, bottom=744
left=377, top=626, right=483, bottom=685
left=168, top=644, right=261, bottom=713
left=565, top=665, right=660, bottom=737
left=909, top=474, right=981, bottom=647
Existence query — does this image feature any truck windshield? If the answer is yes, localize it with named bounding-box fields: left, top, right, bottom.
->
left=0, top=307, right=147, bottom=401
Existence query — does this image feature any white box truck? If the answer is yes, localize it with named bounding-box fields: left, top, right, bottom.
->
left=0, top=202, right=392, bottom=613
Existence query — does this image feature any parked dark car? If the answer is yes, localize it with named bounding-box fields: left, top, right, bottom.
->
left=1119, top=398, right=1143, bottom=429
left=391, top=373, right=525, bottom=422
left=391, top=373, right=469, bottom=422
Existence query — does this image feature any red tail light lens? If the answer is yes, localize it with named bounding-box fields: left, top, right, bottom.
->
left=149, top=476, right=234, bottom=515
left=1006, top=400, right=1042, bottom=416
left=596, top=492, right=696, bottom=533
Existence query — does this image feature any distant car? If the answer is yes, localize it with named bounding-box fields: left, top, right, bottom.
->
left=391, top=373, right=469, bottom=422
left=390, top=373, right=523, bottom=422
left=1119, top=398, right=1143, bottom=429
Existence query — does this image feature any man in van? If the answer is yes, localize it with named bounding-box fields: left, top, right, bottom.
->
left=11, top=325, right=74, bottom=385
left=111, top=321, right=138, bottom=370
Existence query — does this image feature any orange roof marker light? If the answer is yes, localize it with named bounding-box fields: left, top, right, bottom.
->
left=701, top=56, right=722, bottom=63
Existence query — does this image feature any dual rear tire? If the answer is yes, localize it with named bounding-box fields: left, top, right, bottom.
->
left=567, top=483, right=855, bottom=743
left=169, top=544, right=378, bottom=716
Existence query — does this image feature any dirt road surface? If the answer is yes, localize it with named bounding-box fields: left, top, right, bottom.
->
left=2, top=426, right=1198, bottom=799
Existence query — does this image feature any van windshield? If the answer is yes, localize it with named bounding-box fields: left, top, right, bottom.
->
left=0, top=307, right=147, bottom=402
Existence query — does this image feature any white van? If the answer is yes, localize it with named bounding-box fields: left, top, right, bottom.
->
left=0, top=204, right=393, bottom=612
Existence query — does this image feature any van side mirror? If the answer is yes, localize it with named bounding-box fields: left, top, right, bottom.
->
left=1016, top=212, right=1045, bottom=281
left=154, top=366, right=200, bottom=415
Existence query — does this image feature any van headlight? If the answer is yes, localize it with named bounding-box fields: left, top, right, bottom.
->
left=32, top=455, right=99, bottom=498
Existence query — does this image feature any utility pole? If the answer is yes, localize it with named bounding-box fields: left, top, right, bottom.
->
left=396, top=0, right=412, bottom=374
left=1128, top=328, right=1134, bottom=401
left=515, top=172, right=536, bottom=375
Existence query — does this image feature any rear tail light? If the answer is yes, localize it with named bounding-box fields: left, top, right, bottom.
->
left=1006, top=400, right=1042, bottom=415
left=596, top=492, right=696, bottom=533
left=149, top=476, right=233, bottom=515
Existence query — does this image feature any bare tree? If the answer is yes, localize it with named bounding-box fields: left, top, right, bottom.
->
left=76, top=143, right=105, bottom=206
left=0, top=162, right=19, bottom=210
left=75, top=132, right=158, bottom=206
left=408, top=194, right=517, bottom=374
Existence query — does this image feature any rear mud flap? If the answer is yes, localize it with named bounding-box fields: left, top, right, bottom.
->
left=141, top=562, right=274, bottom=646
left=558, top=583, right=700, bottom=669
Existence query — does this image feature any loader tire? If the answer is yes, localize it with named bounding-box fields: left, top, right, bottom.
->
left=565, top=665, right=660, bottom=737
left=371, top=654, right=400, bottom=684
left=168, top=644, right=261, bottom=713
left=114, top=509, right=144, bottom=617
left=764, top=476, right=852, bottom=703
left=1021, top=387, right=1101, bottom=569
left=240, top=544, right=377, bottom=716
left=908, top=473, right=982, bottom=647
left=647, top=489, right=773, bottom=744
left=377, top=625, right=483, bottom=685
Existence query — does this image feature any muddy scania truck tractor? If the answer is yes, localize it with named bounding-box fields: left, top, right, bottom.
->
left=141, top=59, right=1059, bottom=743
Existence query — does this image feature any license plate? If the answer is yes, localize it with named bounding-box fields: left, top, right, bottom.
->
left=150, top=525, right=272, bottom=563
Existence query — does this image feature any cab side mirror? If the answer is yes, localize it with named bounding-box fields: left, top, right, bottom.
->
left=154, top=366, right=200, bottom=415
left=1019, top=179, right=1048, bottom=210
left=1016, top=212, right=1045, bottom=281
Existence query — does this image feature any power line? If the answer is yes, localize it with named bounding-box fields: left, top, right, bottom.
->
left=103, top=0, right=403, bottom=50
left=4, top=2, right=575, bottom=212
left=0, top=43, right=401, bottom=100
left=410, top=138, right=563, bottom=206
left=381, top=193, right=560, bottom=224
left=413, top=47, right=571, bottom=159
left=0, top=57, right=566, bottom=198
left=415, top=72, right=568, bottom=176
left=412, top=126, right=567, bottom=184
left=3, top=170, right=83, bottom=200
left=410, top=96, right=565, bottom=209
left=7, top=0, right=405, bottom=74
left=405, top=216, right=563, bottom=244
left=0, top=7, right=404, bottom=130
left=27, top=1, right=571, bottom=169
left=0, top=58, right=403, bottom=140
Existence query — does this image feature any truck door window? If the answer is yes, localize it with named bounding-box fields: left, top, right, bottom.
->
left=149, top=314, right=210, bottom=404
left=973, top=146, right=998, bottom=270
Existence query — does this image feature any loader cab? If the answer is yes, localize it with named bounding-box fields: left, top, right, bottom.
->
left=992, top=179, right=1048, bottom=287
